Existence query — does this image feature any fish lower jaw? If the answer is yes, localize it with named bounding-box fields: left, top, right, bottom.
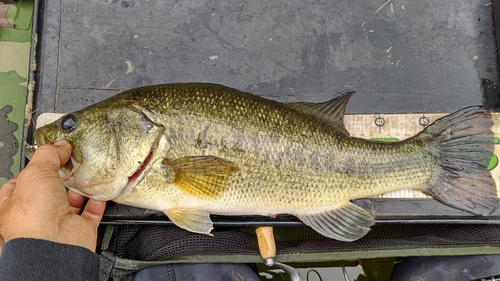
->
left=63, top=171, right=130, bottom=201
left=66, top=187, right=88, bottom=197
left=67, top=186, right=109, bottom=201
left=67, top=185, right=120, bottom=201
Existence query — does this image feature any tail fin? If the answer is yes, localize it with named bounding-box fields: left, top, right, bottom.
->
left=418, top=107, right=498, bottom=216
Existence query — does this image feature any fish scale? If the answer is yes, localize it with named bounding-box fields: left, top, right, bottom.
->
left=34, top=83, right=497, bottom=241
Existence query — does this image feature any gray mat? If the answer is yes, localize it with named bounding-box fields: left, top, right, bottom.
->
left=35, top=0, right=499, bottom=116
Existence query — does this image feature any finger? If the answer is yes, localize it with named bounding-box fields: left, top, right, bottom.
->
left=80, top=199, right=106, bottom=227
left=13, top=141, right=72, bottom=198
left=67, top=190, right=87, bottom=214
left=0, top=178, right=17, bottom=205
left=28, top=140, right=72, bottom=171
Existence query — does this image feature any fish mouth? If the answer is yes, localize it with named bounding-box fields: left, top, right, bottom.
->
left=60, top=156, right=78, bottom=181
left=127, top=148, right=155, bottom=186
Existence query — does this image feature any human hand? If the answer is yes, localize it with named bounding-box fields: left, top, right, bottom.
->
left=0, top=141, right=107, bottom=252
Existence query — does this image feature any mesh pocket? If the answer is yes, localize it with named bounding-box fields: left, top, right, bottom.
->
left=109, top=224, right=500, bottom=260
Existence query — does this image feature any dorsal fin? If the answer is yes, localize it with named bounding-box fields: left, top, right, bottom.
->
left=286, top=91, right=354, bottom=135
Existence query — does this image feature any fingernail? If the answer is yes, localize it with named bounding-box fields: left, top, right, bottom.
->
left=54, top=140, right=70, bottom=147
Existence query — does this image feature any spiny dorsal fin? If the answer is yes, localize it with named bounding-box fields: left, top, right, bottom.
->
left=296, top=202, right=375, bottom=241
left=286, top=91, right=354, bottom=135
left=162, top=156, right=239, bottom=199
left=165, top=208, right=213, bottom=235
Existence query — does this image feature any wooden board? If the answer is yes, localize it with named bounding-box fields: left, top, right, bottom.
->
left=36, top=112, right=500, bottom=199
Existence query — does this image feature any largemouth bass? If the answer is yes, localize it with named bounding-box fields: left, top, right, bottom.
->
left=34, top=83, right=498, bottom=241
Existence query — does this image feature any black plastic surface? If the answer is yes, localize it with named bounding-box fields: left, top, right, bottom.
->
left=101, top=199, right=500, bottom=226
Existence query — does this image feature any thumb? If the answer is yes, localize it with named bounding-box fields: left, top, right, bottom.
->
left=29, top=140, right=72, bottom=171
left=53, top=140, right=72, bottom=167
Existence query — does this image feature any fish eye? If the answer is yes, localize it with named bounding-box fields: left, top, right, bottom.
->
left=60, top=114, right=77, bottom=132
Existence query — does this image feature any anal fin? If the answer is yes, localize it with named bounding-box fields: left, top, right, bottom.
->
left=165, top=208, right=214, bottom=235
left=296, top=202, right=375, bottom=241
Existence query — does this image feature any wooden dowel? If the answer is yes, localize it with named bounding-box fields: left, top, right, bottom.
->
left=256, top=226, right=276, bottom=260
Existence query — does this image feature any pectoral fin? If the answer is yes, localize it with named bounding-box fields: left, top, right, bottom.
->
left=296, top=202, right=375, bottom=241
left=163, top=156, right=239, bottom=198
left=165, top=208, right=214, bottom=235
